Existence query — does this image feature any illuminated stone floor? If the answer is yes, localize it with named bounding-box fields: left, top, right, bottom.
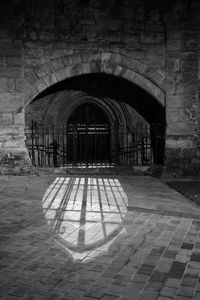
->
left=0, top=175, right=200, bottom=300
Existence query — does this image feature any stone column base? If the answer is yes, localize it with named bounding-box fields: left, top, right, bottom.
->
left=0, top=150, right=36, bottom=175
left=164, top=147, right=200, bottom=177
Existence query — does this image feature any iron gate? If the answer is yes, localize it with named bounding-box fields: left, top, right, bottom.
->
left=25, top=121, right=111, bottom=168
left=25, top=121, right=162, bottom=168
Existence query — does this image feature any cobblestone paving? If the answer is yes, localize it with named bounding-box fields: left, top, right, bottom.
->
left=1, top=175, right=200, bottom=300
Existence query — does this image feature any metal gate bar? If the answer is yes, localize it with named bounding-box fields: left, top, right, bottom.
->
left=25, top=121, right=160, bottom=168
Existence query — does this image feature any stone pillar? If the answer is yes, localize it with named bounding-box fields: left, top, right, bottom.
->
left=0, top=110, right=34, bottom=175
left=164, top=2, right=200, bottom=176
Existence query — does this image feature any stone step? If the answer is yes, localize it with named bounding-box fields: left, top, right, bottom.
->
left=37, top=165, right=150, bottom=175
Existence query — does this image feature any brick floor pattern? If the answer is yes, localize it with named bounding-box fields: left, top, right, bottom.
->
left=0, top=175, right=200, bottom=300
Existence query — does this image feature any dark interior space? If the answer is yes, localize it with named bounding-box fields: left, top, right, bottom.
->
left=32, top=73, right=166, bottom=165
left=35, top=73, right=165, bottom=125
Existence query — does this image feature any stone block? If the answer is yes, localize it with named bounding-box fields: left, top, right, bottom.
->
left=90, top=61, right=101, bottom=73
left=0, top=78, right=8, bottom=92
left=39, top=31, right=55, bottom=41
left=0, top=38, right=12, bottom=48
left=62, top=54, right=76, bottom=66
left=26, top=30, right=38, bottom=41
left=167, top=108, right=179, bottom=122
left=152, top=70, right=165, bottom=85
left=0, top=66, right=22, bottom=77
left=53, top=68, right=68, bottom=82
left=33, top=79, right=47, bottom=93
left=0, top=93, right=24, bottom=111
left=178, top=107, right=190, bottom=121
left=35, top=63, right=51, bottom=78
left=51, top=48, right=74, bottom=59
left=15, top=78, right=35, bottom=97
left=4, top=139, right=25, bottom=148
left=24, top=69, right=39, bottom=85
left=101, top=52, right=112, bottom=64
left=14, top=113, right=25, bottom=125
left=166, top=57, right=180, bottom=72
left=178, top=81, right=198, bottom=94
left=181, top=56, right=198, bottom=71
left=7, top=79, right=16, bottom=92
left=160, top=286, right=176, bottom=297
left=0, top=78, right=15, bottom=92
left=0, top=56, right=6, bottom=65
left=166, top=94, right=191, bottom=108
left=141, top=32, right=165, bottom=45
left=52, top=40, right=69, bottom=49
left=184, top=38, right=198, bottom=50
left=1, top=113, right=13, bottom=125
left=167, top=39, right=181, bottom=50
left=190, top=108, right=198, bottom=120
left=166, top=137, right=194, bottom=149
left=0, top=48, right=21, bottom=56
left=149, top=9, right=160, bottom=21
left=43, top=73, right=58, bottom=87
left=0, top=128, right=15, bottom=139
left=0, top=29, right=8, bottom=38
left=24, top=45, right=46, bottom=59
left=7, top=56, right=22, bottom=66
left=51, top=57, right=65, bottom=71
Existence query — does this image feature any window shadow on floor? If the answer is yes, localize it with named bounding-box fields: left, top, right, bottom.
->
left=42, top=176, right=129, bottom=260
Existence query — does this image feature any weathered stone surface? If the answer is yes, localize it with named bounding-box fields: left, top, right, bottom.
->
left=1, top=113, right=13, bottom=126
left=165, top=147, right=200, bottom=176
left=167, top=122, right=196, bottom=135
left=0, top=156, right=35, bottom=175
left=0, top=0, right=199, bottom=174
left=0, top=93, right=24, bottom=111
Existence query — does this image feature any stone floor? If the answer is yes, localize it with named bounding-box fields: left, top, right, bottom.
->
left=0, top=174, right=200, bottom=300
left=166, top=180, right=200, bottom=208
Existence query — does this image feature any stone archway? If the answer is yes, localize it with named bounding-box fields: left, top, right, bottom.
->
left=23, top=51, right=166, bottom=109
left=5, top=50, right=166, bottom=173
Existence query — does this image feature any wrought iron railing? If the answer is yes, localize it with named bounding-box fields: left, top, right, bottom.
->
left=25, top=121, right=155, bottom=168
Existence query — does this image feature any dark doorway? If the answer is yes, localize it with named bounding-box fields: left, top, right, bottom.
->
left=66, top=103, right=110, bottom=166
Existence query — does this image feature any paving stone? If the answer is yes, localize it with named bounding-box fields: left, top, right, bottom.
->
left=177, top=286, right=195, bottom=298
left=160, top=286, right=177, bottom=297
left=181, top=243, right=194, bottom=250
left=181, top=275, right=197, bottom=287
left=150, top=271, right=167, bottom=282
left=146, top=280, right=164, bottom=291
left=138, top=288, right=158, bottom=300
left=184, top=268, right=199, bottom=278
left=190, top=253, right=200, bottom=262
left=168, top=261, right=187, bottom=279
left=0, top=175, right=200, bottom=300
left=163, top=249, right=177, bottom=259
left=137, top=264, right=155, bottom=275
left=132, top=274, right=150, bottom=284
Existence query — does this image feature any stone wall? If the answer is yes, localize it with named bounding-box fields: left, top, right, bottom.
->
left=0, top=0, right=199, bottom=175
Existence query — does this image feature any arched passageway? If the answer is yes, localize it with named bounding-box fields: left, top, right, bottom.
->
left=25, top=73, right=166, bottom=168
